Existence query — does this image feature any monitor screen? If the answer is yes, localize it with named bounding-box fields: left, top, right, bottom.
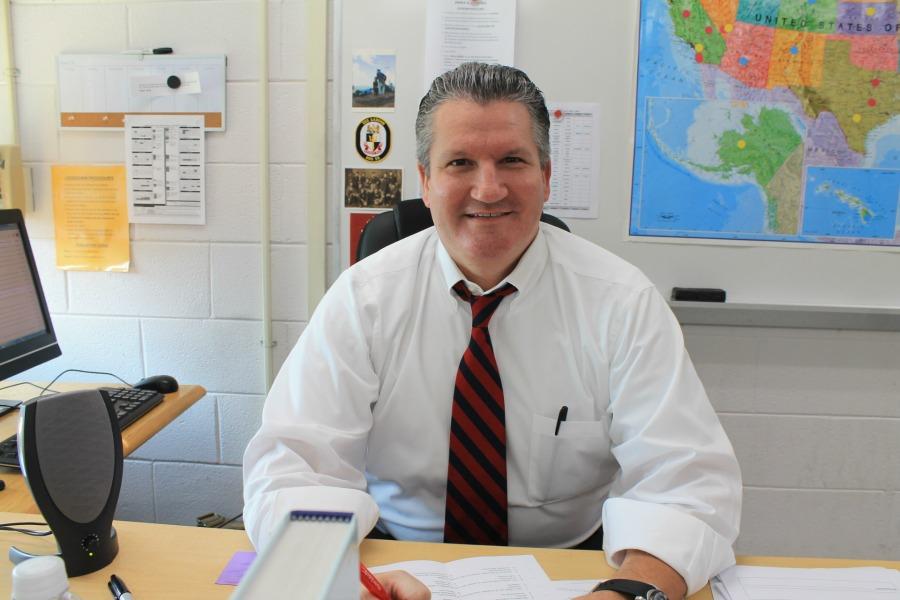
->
left=0, top=209, right=61, bottom=381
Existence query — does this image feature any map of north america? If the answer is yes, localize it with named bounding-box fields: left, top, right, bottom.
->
left=630, top=0, right=900, bottom=245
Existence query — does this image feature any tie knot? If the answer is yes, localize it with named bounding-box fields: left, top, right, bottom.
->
left=453, top=282, right=516, bottom=328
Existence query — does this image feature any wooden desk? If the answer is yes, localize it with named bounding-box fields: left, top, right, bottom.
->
left=0, top=384, right=206, bottom=513
left=0, top=511, right=895, bottom=599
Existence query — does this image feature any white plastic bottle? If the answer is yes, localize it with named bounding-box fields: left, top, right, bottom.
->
left=10, top=556, right=82, bottom=600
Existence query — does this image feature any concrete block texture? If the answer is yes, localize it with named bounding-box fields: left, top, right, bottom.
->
left=11, top=3, right=127, bottom=84
left=720, top=414, right=900, bottom=490
left=68, top=243, right=211, bottom=318
left=737, top=488, right=900, bottom=559
left=141, top=318, right=265, bottom=395
left=683, top=327, right=758, bottom=410
left=28, top=238, right=67, bottom=313
left=754, top=330, right=900, bottom=417
left=218, top=394, right=265, bottom=465
left=130, top=395, right=218, bottom=463
left=129, top=0, right=305, bottom=82
left=211, top=243, right=308, bottom=321
left=17, top=315, right=144, bottom=384
left=60, top=130, right=126, bottom=165
left=116, top=460, right=155, bottom=522
left=206, top=83, right=258, bottom=164
left=129, top=1, right=255, bottom=80
left=272, top=320, right=306, bottom=373
left=686, top=326, right=900, bottom=418
left=269, top=82, right=306, bottom=164
left=132, top=164, right=306, bottom=244
left=206, top=82, right=306, bottom=164
left=153, top=462, right=243, bottom=526
left=15, top=84, right=58, bottom=163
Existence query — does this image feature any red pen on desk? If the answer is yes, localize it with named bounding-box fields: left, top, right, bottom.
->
left=360, top=562, right=391, bottom=600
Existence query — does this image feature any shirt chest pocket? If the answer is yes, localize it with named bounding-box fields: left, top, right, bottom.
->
left=527, top=413, right=618, bottom=504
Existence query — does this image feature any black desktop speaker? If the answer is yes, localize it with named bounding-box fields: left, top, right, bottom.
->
left=11, top=389, right=123, bottom=576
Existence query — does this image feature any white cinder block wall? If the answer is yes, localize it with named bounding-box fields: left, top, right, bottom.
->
left=9, top=0, right=310, bottom=526
left=7, top=0, right=899, bottom=562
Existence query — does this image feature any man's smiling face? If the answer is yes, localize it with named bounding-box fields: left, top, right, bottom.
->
left=419, top=99, right=551, bottom=289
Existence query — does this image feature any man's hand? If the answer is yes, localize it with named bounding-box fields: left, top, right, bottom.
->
left=572, top=549, right=687, bottom=600
left=362, top=570, right=431, bottom=600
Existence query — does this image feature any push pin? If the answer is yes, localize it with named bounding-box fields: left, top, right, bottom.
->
left=167, top=75, right=181, bottom=89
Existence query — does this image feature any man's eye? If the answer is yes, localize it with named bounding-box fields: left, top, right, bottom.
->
left=447, top=159, right=470, bottom=167
left=503, top=156, right=524, bottom=164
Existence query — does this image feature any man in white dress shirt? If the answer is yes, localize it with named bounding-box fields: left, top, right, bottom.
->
left=243, top=63, right=742, bottom=600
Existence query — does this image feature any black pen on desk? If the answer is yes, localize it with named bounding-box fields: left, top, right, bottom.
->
left=108, top=574, right=134, bottom=600
left=554, top=405, right=568, bottom=436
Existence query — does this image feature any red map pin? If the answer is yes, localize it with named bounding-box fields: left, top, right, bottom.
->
left=553, top=109, right=563, bottom=120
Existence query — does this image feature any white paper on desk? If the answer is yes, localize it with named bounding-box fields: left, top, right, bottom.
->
left=424, top=0, right=516, bottom=89
left=125, top=114, right=206, bottom=225
left=370, top=554, right=549, bottom=599
left=711, top=565, right=900, bottom=600
left=545, top=102, right=601, bottom=220
left=528, top=579, right=598, bottom=600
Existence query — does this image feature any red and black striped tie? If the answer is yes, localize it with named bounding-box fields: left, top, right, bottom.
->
left=444, top=281, right=516, bottom=546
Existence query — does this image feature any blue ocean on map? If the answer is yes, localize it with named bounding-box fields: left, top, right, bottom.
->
left=635, top=5, right=702, bottom=101
left=637, top=128, right=767, bottom=234
left=872, top=134, right=900, bottom=169
left=802, top=168, right=899, bottom=239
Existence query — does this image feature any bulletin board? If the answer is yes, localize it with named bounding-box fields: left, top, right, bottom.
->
left=337, top=0, right=900, bottom=310
left=57, top=54, right=226, bottom=130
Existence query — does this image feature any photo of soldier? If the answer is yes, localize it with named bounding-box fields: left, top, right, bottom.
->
left=352, top=52, right=397, bottom=109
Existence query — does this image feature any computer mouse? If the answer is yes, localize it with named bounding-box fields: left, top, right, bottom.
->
left=133, top=375, right=179, bottom=394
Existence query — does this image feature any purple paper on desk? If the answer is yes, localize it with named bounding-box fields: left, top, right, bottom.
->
left=215, top=550, right=257, bottom=585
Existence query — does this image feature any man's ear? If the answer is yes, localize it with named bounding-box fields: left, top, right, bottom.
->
left=418, top=163, right=432, bottom=207
left=542, top=160, right=552, bottom=203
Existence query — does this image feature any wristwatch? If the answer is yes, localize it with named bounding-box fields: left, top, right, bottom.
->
left=591, top=578, right=669, bottom=599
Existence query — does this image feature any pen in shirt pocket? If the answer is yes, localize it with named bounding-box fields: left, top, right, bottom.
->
left=554, top=405, right=568, bottom=436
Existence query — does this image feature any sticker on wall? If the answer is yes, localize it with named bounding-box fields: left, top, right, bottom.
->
left=344, top=167, right=402, bottom=209
left=355, top=116, right=392, bottom=162
left=352, top=51, right=396, bottom=110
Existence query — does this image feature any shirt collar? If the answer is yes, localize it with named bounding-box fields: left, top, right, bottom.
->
left=435, top=225, right=549, bottom=298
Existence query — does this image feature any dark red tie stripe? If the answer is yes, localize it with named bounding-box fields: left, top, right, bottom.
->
left=444, top=281, right=516, bottom=545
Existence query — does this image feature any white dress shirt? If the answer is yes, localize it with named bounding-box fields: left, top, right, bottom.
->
left=242, top=224, right=742, bottom=595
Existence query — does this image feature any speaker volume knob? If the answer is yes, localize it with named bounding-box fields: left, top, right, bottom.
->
left=81, top=533, right=101, bottom=556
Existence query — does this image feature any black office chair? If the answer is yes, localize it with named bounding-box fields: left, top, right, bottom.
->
left=356, top=198, right=570, bottom=261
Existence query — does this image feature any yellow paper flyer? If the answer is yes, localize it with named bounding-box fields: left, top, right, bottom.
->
left=52, top=165, right=130, bottom=271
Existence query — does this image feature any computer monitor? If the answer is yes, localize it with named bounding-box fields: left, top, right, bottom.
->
left=0, top=209, right=61, bottom=393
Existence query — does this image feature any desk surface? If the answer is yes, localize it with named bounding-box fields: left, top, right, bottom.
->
left=0, top=512, right=895, bottom=600
left=0, top=384, right=206, bottom=513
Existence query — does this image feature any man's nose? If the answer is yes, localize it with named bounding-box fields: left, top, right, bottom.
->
left=470, top=165, right=507, bottom=203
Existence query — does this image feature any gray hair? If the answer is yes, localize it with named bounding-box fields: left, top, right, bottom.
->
left=415, top=62, right=551, bottom=172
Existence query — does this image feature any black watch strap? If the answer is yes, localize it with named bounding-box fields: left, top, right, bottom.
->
left=591, top=578, right=668, bottom=599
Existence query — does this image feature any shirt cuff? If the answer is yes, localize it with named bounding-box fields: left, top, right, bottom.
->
left=252, top=486, right=380, bottom=551
left=602, top=497, right=737, bottom=596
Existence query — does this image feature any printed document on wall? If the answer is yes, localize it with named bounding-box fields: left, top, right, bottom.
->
left=545, top=102, right=600, bottom=219
left=125, top=114, right=205, bottom=225
left=424, top=0, right=516, bottom=88
left=51, top=165, right=130, bottom=271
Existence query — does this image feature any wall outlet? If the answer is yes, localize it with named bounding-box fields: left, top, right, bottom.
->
left=0, top=145, right=28, bottom=211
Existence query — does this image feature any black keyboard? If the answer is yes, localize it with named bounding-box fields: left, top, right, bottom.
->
left=0, top=387, right=164, bottom=469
